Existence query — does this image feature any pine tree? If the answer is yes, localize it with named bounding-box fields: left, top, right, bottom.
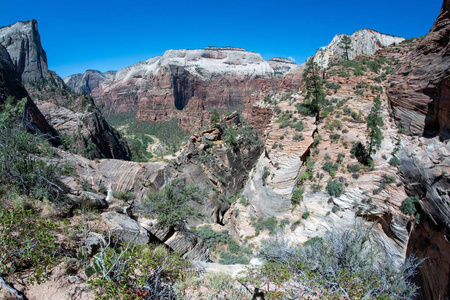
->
left=366, top=95, right=384, bottom=160
left=302, top=57, right=325, bottom=122
left=339, top=35, right=353, bottom=61
left=210, top=108, right=220, bottom=127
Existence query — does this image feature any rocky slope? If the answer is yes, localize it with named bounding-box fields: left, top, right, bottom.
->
left=0, top=20, right=131, bottom=160
left=387, top=0, right=450, bottom=140
left=314, top=28, right=405, bottom=70
left=0, top=43, right=59, bottom=143
left=385, top=0, right=450, bottom=298
left=66, top=48, right=298, bottom=134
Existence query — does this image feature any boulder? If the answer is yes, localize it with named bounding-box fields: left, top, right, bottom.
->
left=102, top=212, right=149, bottom=245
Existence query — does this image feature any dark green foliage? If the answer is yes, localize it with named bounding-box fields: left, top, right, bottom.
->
left=254, top=217, right=278, bottom=236
left=193, top=226, right=231, bottom=251
left=302, top=211, right=310, bottom=219
left=142, top=179, right=205, bottom=229
left=210, top=108, right=220, bottom=126
left=325, top=82, right=341, bottom=93
left=0, top=206, right=58, bottom=283
left=389, top=156, right=400, bottom=166
left=219, top=251, right=250, bottom=265
left=347, top=164, right=361, bottom=173
left=351, top=141, right=370, bottom=165
left=291, top=185, right=305, bottom=206
left=87, top=242, right=188, bottom=299
left=292, top=121, right=304, bottom=131
left=112, top=190, right=135, bottom=202
left=0, top=98, right=63, bottom=201
left=339, top=34, right=353, bottom=61
left=223, top=126, right=238, bottom=151
left=293, top=133, right=304, bottom=141
left=401, top=196, right=419, bottom=216
left=326, top=180, right=344, bottom=197
left=330, top=133, right=341, bottom=143
left=302, top=58, right=325, bottom=120
left=383, top=174, right=396, bottom=184
left=322, top=161, right=339, bottom=175
left=366, top=95, right=384, bottom=157
left=336, top=153, right=345, bottom=163
left=262, top=166, right=270, bottom=185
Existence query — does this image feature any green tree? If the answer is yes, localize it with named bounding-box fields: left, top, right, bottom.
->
left=141, top=178, right=205, bottom=230
left=366, top=95, right=384, bottom=161
left=210, top=108, right=220, bottom=127
left=302, top=57, right=325, bottom=122
left=339, top=34, right=353, bottom=61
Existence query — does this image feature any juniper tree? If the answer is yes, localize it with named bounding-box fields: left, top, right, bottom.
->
left=366, top=95, right=384, bottom=161
left=302, top=57, right=325, bottom=122
left=339, top=34, right=353, bottom=61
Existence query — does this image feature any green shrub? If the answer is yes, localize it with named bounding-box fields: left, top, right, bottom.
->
left=254, top=217, right=278, bottom=235
left=193, top=226, right=230, bottom=251
left=0, top=98, right=63, bottom=201
left=302, top=211, right=310, bottom=219
left=383, top=174, right=396, bottom=184
left=112, top=190, right=135, bottom=202
left=347, top=164, right=361, bottom=173
left=322, top=162, right=339, bottom=175
left=87, top=242, right=188, bottom=299
left=326, top=180, right=344, bottom=197
left=389, top=156, right=400, bottom=166
left=219, top=251, right=250, bottom=265
left=400, top=196, right=419, bottom=216
left=293, top=133, right=304, bottom=141
left=291, top=185, right=305, bottom=206
left=141, top=179, right=205, bottom=229
left=0, top=206, right=58, bottom=284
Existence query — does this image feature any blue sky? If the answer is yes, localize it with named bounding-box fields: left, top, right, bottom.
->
left=1, top=0, right=443, bottom=78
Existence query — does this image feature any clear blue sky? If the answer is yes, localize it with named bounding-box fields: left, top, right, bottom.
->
left=1, top=0, right=443, bottom=78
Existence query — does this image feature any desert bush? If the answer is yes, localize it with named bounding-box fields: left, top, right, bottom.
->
left=389, top=156, right=400, bottom=166
left=112, top=190, right=135, bottom=202
left=0, top=205, right=58, bottom=286
left=326, top=180, right=344, bottom=197
left=291, top=185, right=305, bottom=206
left=246, top=220, right=421, bottom=299
left=0, top=98, right=63, bottom=201
left=401, top=196, right=419, bottom=216
left=141, top=179, right=204, bottom=229
left=254, top=217, right=278, bottom=236
left=87, top=238, right=188, bottom=299
left=347, top=163, right=361, bottom=173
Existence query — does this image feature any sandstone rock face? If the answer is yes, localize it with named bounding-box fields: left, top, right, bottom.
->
left=0, top=20, right=49, bottom=82
left=0, top=44, right=60, bottom=143
left=0, top=20, right=131, bottom=160
left=64, top=70, right=116, bottom=94
left=387, top=0, right=450, bottom=139
left=68, top=48, right=296, bottom=133
left=397, top=136, right=450, bottom=299
left=314, top=29, right=404, bottom=69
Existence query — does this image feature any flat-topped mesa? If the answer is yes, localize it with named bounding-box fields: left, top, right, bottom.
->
left=204, top=46, right=246, bottom=51
left=270, top=57, right=295, bottom=64
left=314, top=28, right=405, bottom=69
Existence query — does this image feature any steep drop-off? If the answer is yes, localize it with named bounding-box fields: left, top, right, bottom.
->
left=0, top=20, right=131, bottom=160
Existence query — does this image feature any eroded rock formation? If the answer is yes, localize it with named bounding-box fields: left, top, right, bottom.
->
left=387, top=0, right=450, bottom=140
left=0, top=20, right=131, bottom=160
left=314, top=28, right=404, bottom=70
left=66, top=48, right=298, bottom=133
